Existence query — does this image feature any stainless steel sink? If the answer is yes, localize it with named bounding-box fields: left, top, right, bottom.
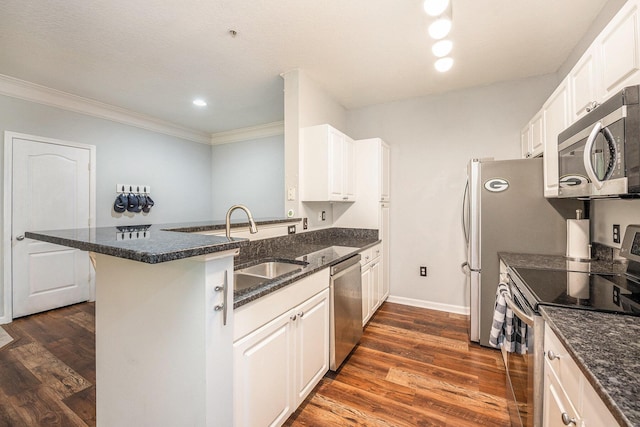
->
left=234, top=260, right=306, bottom=291
left=238, top=261, right=304, bottom=279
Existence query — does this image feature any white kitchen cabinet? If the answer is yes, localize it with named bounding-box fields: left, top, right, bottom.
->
left=542, top=78, right=570, bottom=198
left=521, top=110, right=544, bottom=159
left=360, top=244, right=382, bottom=326
left=300, top=124, right=356, bottom=202
left=543, top=324, right=619, bottom=427
left=233, top=271, right=330, bottom=427
left=597, top=0, right=640, bottom=101
left=569, top=47, right=598, bottom=122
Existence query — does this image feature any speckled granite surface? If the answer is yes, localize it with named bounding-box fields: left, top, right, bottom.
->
left=233, top=228, right=379, bottom=308
left=540, top=306, right=640, bottom=427
left=25, top=217, right=299, bottom=264
left=499, top=252, right=628, bottom=274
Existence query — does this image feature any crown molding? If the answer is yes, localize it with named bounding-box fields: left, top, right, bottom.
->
left=210, top=121, right=284, bottom=145
left=0, top=74, right=211, bottom=144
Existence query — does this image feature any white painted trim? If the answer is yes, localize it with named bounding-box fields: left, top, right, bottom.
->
left=1, top=131, right=98, bottom=324
left=210, top=121, right=284, bottom=145
left=0, top=74, right=211, bottom=145
left=385, top=295, right=470, bottom=316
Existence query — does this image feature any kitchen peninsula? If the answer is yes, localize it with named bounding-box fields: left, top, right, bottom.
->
left=25, top=219, right=379, bottom=427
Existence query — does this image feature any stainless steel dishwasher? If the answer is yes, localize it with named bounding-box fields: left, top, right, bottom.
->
left=329, top=254, right=363, bottom=371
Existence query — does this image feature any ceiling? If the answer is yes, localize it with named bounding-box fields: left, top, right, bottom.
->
left=0, top=0, right=609, bottom=135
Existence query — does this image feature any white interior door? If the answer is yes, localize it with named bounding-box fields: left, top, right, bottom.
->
left=12, top=136, right=92, bottom=318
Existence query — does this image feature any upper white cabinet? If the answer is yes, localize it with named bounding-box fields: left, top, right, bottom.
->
left=524, top=0, right=640, bottom=197
left=571, top=0, right=640, bottom=122
left=300, top=124, right=356, bottom=202
left=542, top=78, right=570, bottom=197
left=520, top=110, right=544, bottom=159
left=569, top=48, right=598, bottom=122
left=598, top=1, right=640, bottom=101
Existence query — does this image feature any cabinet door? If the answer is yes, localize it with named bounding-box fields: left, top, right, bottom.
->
left=371, top=261, right=382, bottom=311
left=598, top=1, right=640, bottom=101
left=343, top=136, right=356, bottom=201
left=234, top=312, right=294, bottom=427
left=361, top=266, right=372, bottom=325
left=295, top=289, right=330, bottom=404
left=328, top=128, right=344, bottom=200
left=543, top=80, right=569, bottom=198
left=530, top=110, right=545, bottom=158
left=380, top=143, right=390, bottom=202
left=570, top=48, right=598, bottom=122
left=543, top=360, right=581, bottom=427
left=580, top=377, right=620, bottom=427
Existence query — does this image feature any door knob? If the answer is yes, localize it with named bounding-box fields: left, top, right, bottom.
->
left=16, top=235, right=25, bottom=241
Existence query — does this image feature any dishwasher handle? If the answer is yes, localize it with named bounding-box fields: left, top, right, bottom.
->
left=330, top=254, right=362, bottom=276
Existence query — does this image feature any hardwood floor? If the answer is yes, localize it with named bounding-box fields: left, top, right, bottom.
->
left=0, top=301, right=509, bottom=427
left=0, top=303, right=95, bottom=427
left=285, top=303, right=511, bottom=427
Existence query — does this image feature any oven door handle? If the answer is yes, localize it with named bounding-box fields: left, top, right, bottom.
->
left=504, top=294, right=535, bottom=327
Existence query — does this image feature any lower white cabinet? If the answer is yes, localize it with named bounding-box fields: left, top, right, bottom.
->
left=543, top=324, right=619, bottom=427
left=233, top=286, right=330, bottom=427
left=361, top=244, right=383, bottom=326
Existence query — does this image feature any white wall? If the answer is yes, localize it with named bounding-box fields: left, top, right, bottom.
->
left=211, top=135, right=284, bottom=219
left=282, top=69, right=347, bottom=229
left=592, top=199, right=640, bottom=249
left=346, top=74, right=557, bottom=310
left=0, top=94, right=213, bottom=320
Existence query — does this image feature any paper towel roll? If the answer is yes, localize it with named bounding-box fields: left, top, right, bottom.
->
left=567, top=219, right=590, bottom=260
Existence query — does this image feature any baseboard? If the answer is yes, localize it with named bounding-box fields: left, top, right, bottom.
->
left=386, top=295, right=470, bottom=315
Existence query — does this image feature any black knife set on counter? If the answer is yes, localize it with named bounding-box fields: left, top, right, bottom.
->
left=114, top=185, right=154, bottom=214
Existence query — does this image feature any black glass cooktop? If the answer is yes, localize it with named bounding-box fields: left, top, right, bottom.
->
left=512, top=267, right=640, bottom=316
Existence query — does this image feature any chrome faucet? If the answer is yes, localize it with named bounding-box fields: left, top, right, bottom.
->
left=225, top=204, right=258, bottom=240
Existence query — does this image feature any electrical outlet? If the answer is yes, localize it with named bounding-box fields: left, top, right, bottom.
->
left=321, top=210, right=326, bottom=221
left=613, top=224, right=621, bottom=243
left=288, top=225, right=296, bottom=235
left=303, top=218, right=308, bottom=230
left=420, top=266, right=427, bottom=277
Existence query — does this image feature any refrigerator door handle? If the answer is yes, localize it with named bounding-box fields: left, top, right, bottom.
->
left=462, top=179, right=470, bottom=244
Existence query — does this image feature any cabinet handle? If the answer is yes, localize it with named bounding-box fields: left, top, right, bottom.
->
left=342, top=196, right=348, bottom=200
left=16, top=235, right=25, bottom=241
left=561, top=412, right=577, bottom=425
left=298, top=311, right=304, bottom=318
left=290, top=314, right=298, bottom=321
left=547, top=350, right=561, bottom=360
left=214, top=271, right=228, bottom=326
left=586, top=101, right=600, bottom=113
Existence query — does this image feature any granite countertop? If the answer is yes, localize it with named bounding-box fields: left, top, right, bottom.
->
left=499, top=252, right=628, bottom=274
left=500, top=252, right=638, bottom=427
left=540, top=306, right=640, bottom=427
left=25, top=217, right=300, bottom=264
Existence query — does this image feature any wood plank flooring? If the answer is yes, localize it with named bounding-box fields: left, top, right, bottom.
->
left=0, top=301, right=509, bottom=426
left=285, top=303, right=511, bottom=426
left=0, top=303, right=95, bottom=427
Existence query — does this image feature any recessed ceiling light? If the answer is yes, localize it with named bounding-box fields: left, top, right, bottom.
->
left=434, top=57, right=454, bottom=72
left=423, top=0, right=449, bottom=17
left=428, top=18, right=452, bottom=39
left=193, top=99, right=207, bottom=107
left=432, top=40, right=453, bottom=57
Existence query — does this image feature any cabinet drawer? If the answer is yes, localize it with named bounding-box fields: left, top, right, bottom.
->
left=544, top=324, right=581, bottom=403
left=371, top=244, right=382, bottom=261
left=360, top=248, right=373, bottom=266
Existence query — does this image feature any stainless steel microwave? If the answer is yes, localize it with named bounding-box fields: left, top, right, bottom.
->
left=557, top=85, right=640, bottom=198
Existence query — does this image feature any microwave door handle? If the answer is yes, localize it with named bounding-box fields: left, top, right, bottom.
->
left=583, top=121, right=605, bottom=190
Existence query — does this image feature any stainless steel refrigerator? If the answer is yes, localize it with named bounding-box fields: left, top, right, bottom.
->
left=463, top=158, right=582, bottom=347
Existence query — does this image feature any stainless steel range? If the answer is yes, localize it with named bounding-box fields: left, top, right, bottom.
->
left=503, top=224, right=640, bottom=427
